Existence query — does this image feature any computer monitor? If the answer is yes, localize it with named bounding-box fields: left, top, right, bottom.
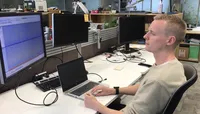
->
left=119, top=16, right=145, bottom=53
left=52, top=13, right=88, bottom=47
left=42, top=13, right=49, bottom=27
left=0, top=13, right=46, bottom=84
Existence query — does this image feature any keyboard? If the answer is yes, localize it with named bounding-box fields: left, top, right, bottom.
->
left=71, top=82, right=99, bottom=96
left=34, top=76, right=61, bottom=92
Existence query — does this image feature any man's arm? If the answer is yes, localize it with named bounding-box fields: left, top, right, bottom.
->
left=85, top=93, right=123, bottom=114
left=119, top=84, right=140, bottom=95
left=91, top=84, right=140, bottom=96
left=85, top=84, right=140, bottom=113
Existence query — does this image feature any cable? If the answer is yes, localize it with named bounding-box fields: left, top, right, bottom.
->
left=61, top=47, right=64, bottom=62
left=117, top=50, right=146, bottom=63
left=127, top=56, right=146, bottom=63
left=15, top=88, right=58, bottom=106
left=105, top=52, right=127, bottom=63
left=87, top=73, right=107, bottom=83
left=133, top=51, right=142, bottom=57
left=74, top=44, right=83, bottom=57
left=41, top=56, right=63, bottom=72
left=15, top=73, right=59, bottom=106
left=106, top=57, right=127, bottom=63
left=74, top=44, right=93, bottom=63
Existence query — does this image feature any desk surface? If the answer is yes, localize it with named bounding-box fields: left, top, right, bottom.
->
left=0, top=49, right=155, bottom=114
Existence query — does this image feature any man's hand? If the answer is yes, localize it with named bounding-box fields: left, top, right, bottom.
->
left=91, top=85, right=115, bottom=96
left=84, top=93, right=101, bottom=111
left=84, top=93, right=124, bottom=114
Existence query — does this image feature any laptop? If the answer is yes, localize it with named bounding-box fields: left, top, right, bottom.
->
left=57, top=57, right=99, bottom=100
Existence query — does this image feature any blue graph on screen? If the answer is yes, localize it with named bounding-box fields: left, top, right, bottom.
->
left=1, top=22, right=44, bottom=76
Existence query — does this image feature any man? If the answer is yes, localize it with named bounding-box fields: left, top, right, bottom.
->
left=84, top=14, right=187, bottom=114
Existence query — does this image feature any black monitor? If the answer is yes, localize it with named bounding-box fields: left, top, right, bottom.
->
left=41, top=13, right=49, bottom=27
left=0, top=13, right=46, bottom=84
left=119, top=16, right=145, bottom=53
left=52, top=13, right=88, bottom=47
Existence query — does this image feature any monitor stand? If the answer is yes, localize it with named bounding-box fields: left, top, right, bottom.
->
left=120, top=43, right=138, bottom=54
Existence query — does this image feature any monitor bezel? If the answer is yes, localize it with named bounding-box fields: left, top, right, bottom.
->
left=0, top=13, right=46, bottom=84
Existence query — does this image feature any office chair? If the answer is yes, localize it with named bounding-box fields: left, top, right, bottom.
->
left=162, top=64, right=198, bottom=114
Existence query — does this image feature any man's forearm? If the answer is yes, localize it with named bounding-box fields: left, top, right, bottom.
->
left=119, top=84, right=140, bottom=95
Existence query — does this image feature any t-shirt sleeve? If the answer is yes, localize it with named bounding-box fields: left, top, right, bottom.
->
left=122, top=80, right=170, bottom=114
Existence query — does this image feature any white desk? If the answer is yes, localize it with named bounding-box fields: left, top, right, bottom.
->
left=0, top=50, right=154, bottom=114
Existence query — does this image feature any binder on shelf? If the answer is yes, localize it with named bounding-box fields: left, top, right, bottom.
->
left=189, top=38, right=200, bottom=59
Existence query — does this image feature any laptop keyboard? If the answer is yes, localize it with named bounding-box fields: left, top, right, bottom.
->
left=71, top=82, right=99, bottom=96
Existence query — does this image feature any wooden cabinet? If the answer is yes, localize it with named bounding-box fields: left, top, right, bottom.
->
left=90, top=13, right=183, bottom=23
left=90, top=13, right=157, bottom=23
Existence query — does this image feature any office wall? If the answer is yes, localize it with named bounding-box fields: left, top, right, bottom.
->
left=0, top=0, right=23, bottom=8
left=170, top=0, right=200, bottom=26
left=82, top=0, right=100, bottom=10
left=80, top=0, right=200, bottom=25
left=142, top=0, right=151, bottom=11
left=0, top=0, right=65, bottom=10
left=182, top=0, right=199, bottom=25
left=82, top=0, right=171, bottom=13
left=65, top=0, right=73, bottom=12
left=46, top=0, right=65, bottom=10
left=134, top=0, right=170, bottom=13
left=101, top=0, right=113, bottom=8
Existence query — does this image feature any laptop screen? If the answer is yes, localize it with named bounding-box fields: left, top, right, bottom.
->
left=57, top=57, right=87, bottom=92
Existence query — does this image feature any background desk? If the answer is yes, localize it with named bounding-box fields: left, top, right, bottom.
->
left=0, top=50, right=155, bottom=114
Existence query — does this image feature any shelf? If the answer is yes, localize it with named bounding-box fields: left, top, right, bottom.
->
left=178, top=58, right=199, bottom=62
left=177, top=43, right=200, bottom=63
left=186, top=30, right=200, bottom=34
left=180, top=43, right=200, bottom=46
left=91, top=13, right=159, bottom=16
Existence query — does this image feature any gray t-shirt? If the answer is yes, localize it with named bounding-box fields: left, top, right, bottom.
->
left=122, top=59, right=186, bottom=114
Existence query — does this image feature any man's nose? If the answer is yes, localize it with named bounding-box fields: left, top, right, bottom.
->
left=143, top=33, right=148, bottom=40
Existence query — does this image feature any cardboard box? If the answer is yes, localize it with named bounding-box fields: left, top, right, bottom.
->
left=178, top=47, right=189, bottom=59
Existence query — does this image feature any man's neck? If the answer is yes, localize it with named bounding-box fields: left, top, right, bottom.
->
left=153, top=50, right=176, bottom=65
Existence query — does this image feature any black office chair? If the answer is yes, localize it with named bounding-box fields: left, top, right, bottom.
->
left=162, top=64, right=198, bottom=114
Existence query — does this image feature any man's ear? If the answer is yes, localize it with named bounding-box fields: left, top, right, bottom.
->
left=166, top=36, right=176, bottom=46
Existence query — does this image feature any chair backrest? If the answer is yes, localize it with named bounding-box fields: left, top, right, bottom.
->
left=162, top=64, right=198, bottom=114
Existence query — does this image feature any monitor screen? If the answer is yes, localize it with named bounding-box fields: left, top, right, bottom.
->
left=119, top=16, right=145, bottom=45
left=52, top=13, right=88, bottom=47
left=0, top=13, right=46, bottom=84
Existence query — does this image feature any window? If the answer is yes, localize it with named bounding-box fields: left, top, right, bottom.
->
left=1, top=0, right=23, bottom=8
left=46, top=0, right=65, bottom=10
left=0, top=0, right=66, bottom=10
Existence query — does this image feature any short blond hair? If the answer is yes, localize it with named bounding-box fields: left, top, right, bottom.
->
left=154, top=14, right=186, bottom=47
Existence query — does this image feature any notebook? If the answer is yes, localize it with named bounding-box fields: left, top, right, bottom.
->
left=57, top=57, right=99, bottom=100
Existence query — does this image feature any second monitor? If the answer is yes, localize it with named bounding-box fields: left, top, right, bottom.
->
left=119, top=16, right=145, bottom=53
left=52, top=13, right=89, bottom=47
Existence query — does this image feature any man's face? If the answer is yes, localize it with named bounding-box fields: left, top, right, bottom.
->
left=143, top=20, right=169, bottom=53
